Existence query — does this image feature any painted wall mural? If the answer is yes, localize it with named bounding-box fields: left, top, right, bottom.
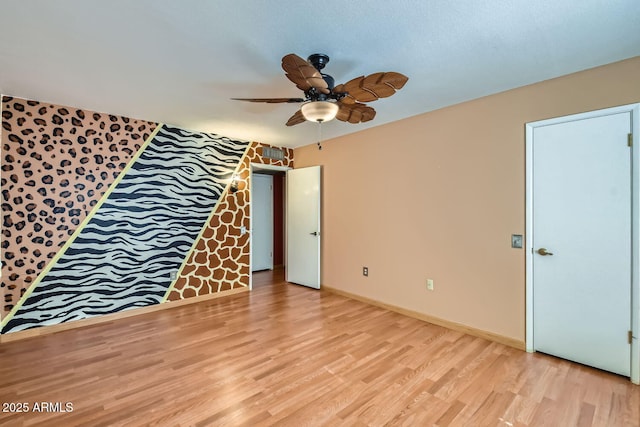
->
left=1, top=96, right=157, bottom=317
left=1, top=96, right=293, bottom=334
left=167, top=143, right=293, bottom=300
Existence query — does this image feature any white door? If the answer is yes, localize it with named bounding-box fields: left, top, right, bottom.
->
left=530, top=111, right=632, bottom=376
left=286, top=166, right=321, bottom=289
left=251, top=173, right=273, bottom=272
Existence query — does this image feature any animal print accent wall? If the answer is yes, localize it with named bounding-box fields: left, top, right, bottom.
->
left=1, top=96, right=156, bottom=317
left=167, top=144, right=293, bottom=300
left=1, top=96, right=293, bottom=334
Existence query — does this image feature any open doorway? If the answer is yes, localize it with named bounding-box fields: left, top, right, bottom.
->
left=250, top=164, right=290, bottom=289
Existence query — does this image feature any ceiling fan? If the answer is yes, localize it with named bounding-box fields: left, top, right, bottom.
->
left=232, top=53, right=408, bottom=127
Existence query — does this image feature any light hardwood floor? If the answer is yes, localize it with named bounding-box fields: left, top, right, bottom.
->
left=0, top=268, right=638, bottom=426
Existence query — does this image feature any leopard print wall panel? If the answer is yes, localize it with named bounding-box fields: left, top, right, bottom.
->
left=166, top=142, right=294, bottom=300
left=1, top=96, right=157, bottom=318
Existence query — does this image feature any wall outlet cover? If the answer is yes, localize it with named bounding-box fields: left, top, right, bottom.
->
left=427, top=279, right=434, bottom=291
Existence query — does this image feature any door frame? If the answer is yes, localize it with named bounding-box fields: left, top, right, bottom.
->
left=249, top=163, right=291, bottom=290
left=525, top=103, right=640, bottom=384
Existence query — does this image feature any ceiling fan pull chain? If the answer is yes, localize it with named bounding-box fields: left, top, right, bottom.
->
left=317, top=121, right=323, bottom=150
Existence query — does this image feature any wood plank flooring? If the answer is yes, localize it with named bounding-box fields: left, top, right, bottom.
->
left=0, top=268, right=638, bottom=426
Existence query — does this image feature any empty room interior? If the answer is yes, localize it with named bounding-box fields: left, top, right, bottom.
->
left=1, top=1, right=640, bottom=426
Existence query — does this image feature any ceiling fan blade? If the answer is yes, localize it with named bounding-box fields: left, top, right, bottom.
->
left=285, top=109, right=306, bottom=127
left=281, top=53, right=330, bottom=94
left=336, top=102, right=376, bottom=124
left=232, top=97, right=305, bottom=103
left=334, top=72, right=408, bottom=103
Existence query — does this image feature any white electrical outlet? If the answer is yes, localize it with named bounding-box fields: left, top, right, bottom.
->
left=427, top=279, right=434, bottom=291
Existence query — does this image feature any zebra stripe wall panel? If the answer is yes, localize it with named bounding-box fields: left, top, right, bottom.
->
left=1, top=96, right=294, bottom=334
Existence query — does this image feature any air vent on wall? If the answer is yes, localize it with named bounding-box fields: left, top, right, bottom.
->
left=262, top=146, right=285, bottom=161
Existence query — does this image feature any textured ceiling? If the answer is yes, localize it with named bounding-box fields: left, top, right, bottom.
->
left=1, top=0, right=639, bottom=148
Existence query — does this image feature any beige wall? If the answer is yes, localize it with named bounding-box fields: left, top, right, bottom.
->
left=294, top=56, right=640, bottom=344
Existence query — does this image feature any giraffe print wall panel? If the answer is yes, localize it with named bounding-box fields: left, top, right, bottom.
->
left=167, top=143, right=293, bottom=300
left=1, top=122, right=250, bottom=333
left=1, top=96, right=156, bottom=318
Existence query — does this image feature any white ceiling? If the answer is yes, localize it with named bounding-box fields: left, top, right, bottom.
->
left=1, top=0, right=639, bottom=148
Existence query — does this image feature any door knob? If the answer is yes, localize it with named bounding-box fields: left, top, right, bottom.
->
left=537, top=248, right=553, bottom=256
left=310, top=231, right=319, bottom=236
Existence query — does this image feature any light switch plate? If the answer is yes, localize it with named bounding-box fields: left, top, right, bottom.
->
left=511, top=234, right=523, bottom=249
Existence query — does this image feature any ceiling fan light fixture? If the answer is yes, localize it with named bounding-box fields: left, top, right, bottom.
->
left=300, top=101, right=339, bottom=123
left=232, top=53, right=408, bottom=128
